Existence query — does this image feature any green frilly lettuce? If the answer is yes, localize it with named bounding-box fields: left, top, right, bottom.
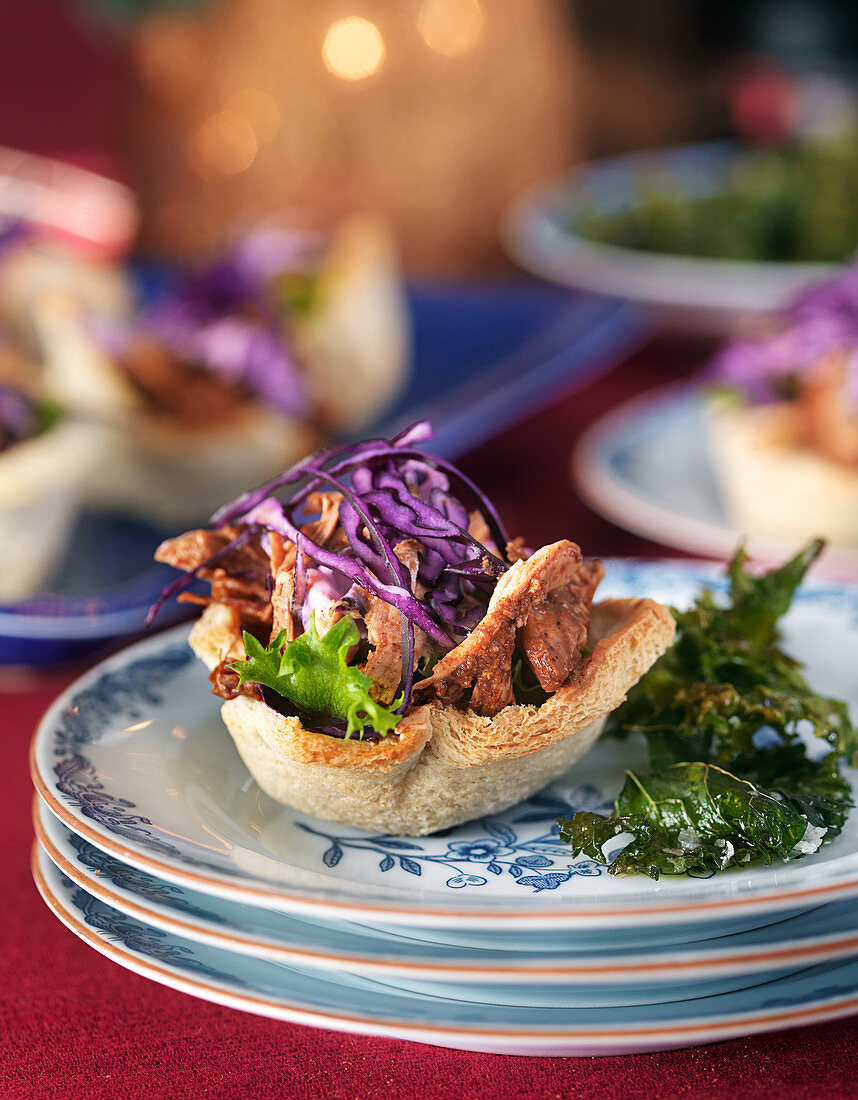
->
left=231, top=614, right=402, bottom=740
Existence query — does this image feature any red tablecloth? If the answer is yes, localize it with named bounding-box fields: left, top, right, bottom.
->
left=4, top=340, right=858, bottom=1099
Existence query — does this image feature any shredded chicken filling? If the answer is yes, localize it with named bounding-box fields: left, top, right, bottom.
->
left=156, top=507, right=603, bottom=721
left=798, top=352, right=858, bottom=468
left=121, top=340, right=255, bottom=428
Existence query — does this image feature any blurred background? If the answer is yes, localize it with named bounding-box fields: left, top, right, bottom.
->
left=4, top=0, right=857, bottom=268
left=1, top=0, right=858, bottom=661
left=3, top=4, right=856, bottom=248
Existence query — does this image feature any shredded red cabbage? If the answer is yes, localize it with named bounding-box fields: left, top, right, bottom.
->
left=0, top=382, right=37, bottom=442
left=105, top=231, right=321, bottom=418
left=152, top=421, right=509, bottom=713
left=0, top=218, right=26, bottom=256
left=709, top=261, right=858, bottom=403
left=0, top=385, right=40, bottom=452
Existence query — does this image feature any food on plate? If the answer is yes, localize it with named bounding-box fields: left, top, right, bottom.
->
left=0, top=220, right=125, bottom=601
left=33, top=215, right=410, bottom=524
left=572, top=129, right=858, bottom=263
left=706, top=264, right=858, bottom=547
left=560, top=540, right=856, bottom=878
left=151, top=421, right=675, bottom=835
left=0, top=377, right=102, bottom=601
left=0, top=236, right=131, bottom=337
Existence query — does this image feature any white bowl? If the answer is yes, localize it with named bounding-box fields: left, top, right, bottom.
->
left=502, top=141, right=838, bottom=334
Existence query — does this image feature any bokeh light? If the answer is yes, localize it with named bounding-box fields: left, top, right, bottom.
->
left=322, top=16, right=385, bottom=81
left=418, top=0, right=484, bottom=57
left=225, top=88, right=281, bottom=146
left=188, top=110, right=258, bottom=178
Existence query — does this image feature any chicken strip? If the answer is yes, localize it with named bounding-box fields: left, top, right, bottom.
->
left=519, top=558, right=605, bottom=692
left=155, top=526, right=272, bottom=628
left=415, top=540, right=584, bottom=716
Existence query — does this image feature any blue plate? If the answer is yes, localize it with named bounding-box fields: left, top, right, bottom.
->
left=0, top=284, right=642, bottom=666
left=378, top=281, right=643, bottom=457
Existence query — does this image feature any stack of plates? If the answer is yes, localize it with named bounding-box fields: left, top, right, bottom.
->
left=30, top=561, right=858, bottom=1056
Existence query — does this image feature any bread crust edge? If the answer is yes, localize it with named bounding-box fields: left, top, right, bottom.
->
left=188, top=595, right=674, bottom=834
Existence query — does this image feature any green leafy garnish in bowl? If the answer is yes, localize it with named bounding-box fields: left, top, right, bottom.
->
left=558, top=539, right=856, bottom=878
left=573, top=131, right=858, bottom=264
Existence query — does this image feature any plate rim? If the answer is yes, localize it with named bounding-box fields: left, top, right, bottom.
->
left=37, top=762, right=858, bottom=927
left=35, top=799, right=858, bottom=985
left=571, top=382, right=858, bottom=576
left=33, top=845, right=858, bottom=1055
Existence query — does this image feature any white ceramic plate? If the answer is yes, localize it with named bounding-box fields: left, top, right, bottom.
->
left=572, top=386, right=858, bottom=577
left=30, top=560, right=858, bottom=930
left=39, top=800, right=858, bottom=991
left=34, top=836, right=782, bottom=1010
left=502, top=142, right=835, bottom=334
left=0, top=144, right=137, bottom=257
left=34, top=847, right=858, bottom=1057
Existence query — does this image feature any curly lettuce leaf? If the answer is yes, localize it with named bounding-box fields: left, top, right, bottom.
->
left=558, top=541, right=856, bottom=877
left=511, top=652, right=549, bottom=707
left=232, top=614, right=402, bottom=740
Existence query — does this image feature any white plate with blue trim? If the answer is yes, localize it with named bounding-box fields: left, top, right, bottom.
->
left=502, top=141, right=835, bottom=334
left=35, top=799, right=858, bottom=996
left=34, top=837, right=794, bottom=1009
left=572, top=386, right=858, bottom=576
left=33, top=847, right=858, bottom=1056
left=31, top=560, right=858, bottom=931
left=39, top=800, right=858, bottom=994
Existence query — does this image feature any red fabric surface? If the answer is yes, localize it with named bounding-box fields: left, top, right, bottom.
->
left=0, top=2, right=127, bottom=161
left=5, top=340, right=858, bottom=1099
left=2, top=6, right=857, bottom=1094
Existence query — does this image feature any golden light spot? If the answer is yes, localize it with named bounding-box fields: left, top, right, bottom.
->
left=188, top=110, right=258, bottom=178
left=225, top=88, right=281, bottom=146
left=123, top=719, right=155, bottom=733
left=322, top=16, right=385, bottom=81
left=418, top=0, right=484, bottom=56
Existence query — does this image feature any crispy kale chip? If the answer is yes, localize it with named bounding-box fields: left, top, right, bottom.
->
left=561, top=758, right=847, bottom=879
left=232, top=614, right=402, bottom=740
left=558, top=540, right=856, bottom=878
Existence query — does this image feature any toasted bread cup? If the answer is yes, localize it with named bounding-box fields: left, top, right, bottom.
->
left=189, top=595, right=675, bottom=835
left=708, top=403, right=858, bottom=549
left=0, top=416, right=105, bottom=601
left=30, top=217, right=409, bottom=526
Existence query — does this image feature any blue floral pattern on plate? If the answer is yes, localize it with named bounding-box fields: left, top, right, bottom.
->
left=298, top=789, right=610, bottom=892
left=59, top=878, right=240, bottom=984
left=65, top=831, right=228, bottom=926
left=52, top=644, right=192, bottom=859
